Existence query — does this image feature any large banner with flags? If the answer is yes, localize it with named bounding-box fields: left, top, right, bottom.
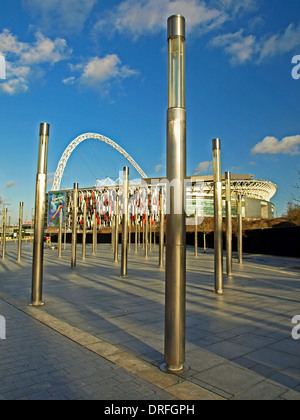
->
left=48, top=192, right=66, bottom=228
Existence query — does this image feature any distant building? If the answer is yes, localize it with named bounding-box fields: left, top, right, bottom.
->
left=47, top=174, right=277, bottom=230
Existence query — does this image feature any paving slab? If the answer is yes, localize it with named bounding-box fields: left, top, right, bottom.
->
left=0, top=241, right=300, bottom=400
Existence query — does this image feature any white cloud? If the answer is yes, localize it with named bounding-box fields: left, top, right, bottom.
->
left=69, top=54, right=139, bottom=93
left=5, top=181, right=17, bottom=188
left=22, top=0, right=97, bottom=34
left=0, top=29, right=71, bottom=94
left=210, top=29, right=256, bottom=64
left=155, top=164, right=163, bottom=173
left=95, top=0, right=228, bottom=37
left=211, top=20, right=300, bottom=65
left=194, top=160, right=213, bottom=175
left=251, top=135, right=300, bottom=156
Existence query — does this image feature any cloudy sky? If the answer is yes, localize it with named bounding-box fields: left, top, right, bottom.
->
left=0, top=0, right=299, bottom=222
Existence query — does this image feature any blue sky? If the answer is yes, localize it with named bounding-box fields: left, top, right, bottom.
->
left=0, top=0, right=300, bottom=222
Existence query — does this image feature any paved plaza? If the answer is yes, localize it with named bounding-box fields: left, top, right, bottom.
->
left=0, top=240, right=300, bottom=400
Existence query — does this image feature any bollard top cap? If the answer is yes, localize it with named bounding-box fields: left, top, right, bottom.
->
left=212, top=138, right=221, bottom=150
left=40, top=123, right=50, bottom=137
left=168, top=15, right=185, bottom=40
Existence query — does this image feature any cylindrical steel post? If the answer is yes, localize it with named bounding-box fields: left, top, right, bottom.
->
left=159, top=188, right=165, bottom=268
left=82, top=201, right=86, bottom=260
left=17, top=202, right=23, bottom=261
left=121, top=167, right=129, bottom=277
left=225, top=172, right=232, bottom=276
left=135, top=210, right=138, bottom=253
left=114, top=197, right=119, bottom=262
left=161, top=15, right=188, bottom=374
left=213, top=138, right=223, bottom=295
left=31, top=123, right=49, bottom=306
left=238, top=194, right=243, bottom=264
left=145, top=212, right=148, bottom=258
left=58, top=207, right=62, bottom=258
left=71, top=183, right=78, bottom=268
left=194, top=207, right=198, bottom=257
left=2, top=208, right=7, bottom=259
left=93, top=212, right=97, bottom=254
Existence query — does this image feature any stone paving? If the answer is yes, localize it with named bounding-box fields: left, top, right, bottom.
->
left=0, top=240, right=300, bottom=400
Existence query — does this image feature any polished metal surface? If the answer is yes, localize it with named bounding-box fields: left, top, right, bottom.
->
left=145, top=212, right=148, bottom=258
left=238, top=194, right=243, bottom=264
left=194, top=207, right=198, bottom=257
left=71, top=183, right=78, bottom=268
left=213, top=139, right=223, bottom=294
left=93, top=212, right=97, bottom=255
left=82, top=201, right=86, bottom=260
left=2, top=208, right=7, bottom=259
left=121, top=167, right=129, bottom=277
left=32, top=123, right=49, bottom=307
left=58, top=207, right=62, bottom=259
left=17, top=202, right=23, bottom=261
left=114, top=197, right=119, bottom=262
left=163, top=14, right=187, bottom=372
left=159, top=188, right=164, bottom=268
left=168, top=15, right=185, bottom=40
left=225, top=172, right=232, bottom=276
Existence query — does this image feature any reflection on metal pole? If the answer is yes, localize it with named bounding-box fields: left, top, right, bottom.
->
left=159, top=187, right=164, bottom=268
left=71, top=183, right=78, bottom=268
left=31, top=123, right=49, bottom=306
left=225, top=172, right=232, bottom=276
left=161, top=15, right=188, bottom=374
left=238, top=194, right=243, bottom=264
left=82, top=201, right=86, bottom=260
left=2, top=208, right=7, bottom=259
left=213, top=138, right=223, bottom=295
left=121, top=167, right=129, bottom=277
left=93, top=211, right=97, bottom=254
left=145, top=212, right=148, bottom=258
left=114, top=196, right=119, bottom=262
left=194, top=207, right=198, bottom=257
left=58, top=207, right=62, bottom=258
left=17, top=202, right=23, bottom=261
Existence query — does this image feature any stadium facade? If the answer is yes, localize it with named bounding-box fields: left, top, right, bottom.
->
left=47, top=174, right=277, bottom=230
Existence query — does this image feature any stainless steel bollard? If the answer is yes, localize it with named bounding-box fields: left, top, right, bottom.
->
left=71, top=183, right=78, bottom=268
left=213, top=138, right=223, bottom=295
left=121, top=167, right=129, bottom=277
left=161, top=15, right=188, bottom=374
left=225, top=172, right=232, bottom=276
left=31, top=123, right=49, bottom=306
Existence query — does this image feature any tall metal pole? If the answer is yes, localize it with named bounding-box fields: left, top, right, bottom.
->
left=238, top=194, right=243, bottom=264
left=71, top=183, right=78, bottom=268
left=159, top=187, right=165, bottom=268
left=213, top=138, right=223, bottom=295
left=58, top=207, right=62, bottom=258
left=225, top=172, right=232, bottom=276
left=194, top=207, right=198, bottom=257
left=2, top=208, right=7, bottom=259
left=93, top=211, right=97, bottom=254
left=121, top=167, right=129, bottom=277
left=145, top=212, right=149, bottom=258
left=17, top=202, right=23, bottom=261
left=82, top=201, right=86, bottom=260
left=31, top=123, right=49, bottom=306
left=135, top=209, right=138, bottom=253
left=161, top=15, right=187, bottom=374
left=114, top=196, right=119, bottom=262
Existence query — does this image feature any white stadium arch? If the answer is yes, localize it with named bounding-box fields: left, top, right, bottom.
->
left=51, top=133, right=148, bottom=191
